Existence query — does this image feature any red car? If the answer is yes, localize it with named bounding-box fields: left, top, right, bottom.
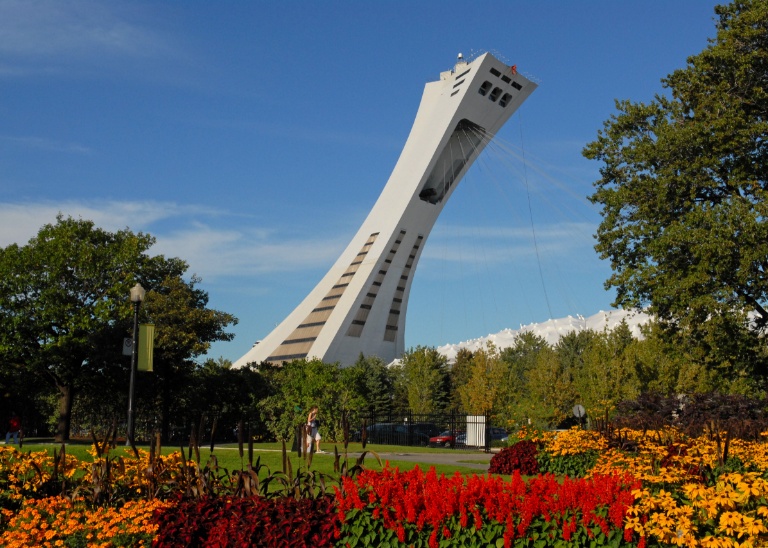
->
left=429, top=430, right=463, bottom=447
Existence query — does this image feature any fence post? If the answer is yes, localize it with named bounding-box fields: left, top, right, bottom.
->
left=485, top=413, right=491, bottom=453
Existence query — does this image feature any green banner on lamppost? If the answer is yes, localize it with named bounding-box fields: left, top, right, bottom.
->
left=138, top=324, right=155, bottom=372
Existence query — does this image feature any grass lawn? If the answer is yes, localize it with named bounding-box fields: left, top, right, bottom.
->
left=16, top=439, right=490, bottom=479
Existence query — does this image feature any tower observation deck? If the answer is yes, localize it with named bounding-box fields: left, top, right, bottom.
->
left=234, top=52, right=537, bottom=367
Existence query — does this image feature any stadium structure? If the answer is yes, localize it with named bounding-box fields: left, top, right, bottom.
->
left=233, top=52, right=537, bottom=367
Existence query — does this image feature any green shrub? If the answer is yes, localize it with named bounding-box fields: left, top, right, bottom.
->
left=537, top=450, right=599, bottom=478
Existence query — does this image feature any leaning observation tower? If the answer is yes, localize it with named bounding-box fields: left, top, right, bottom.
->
left=234, top=52, right=537, bottom=367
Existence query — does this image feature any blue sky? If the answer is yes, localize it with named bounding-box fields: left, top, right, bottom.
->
left=1, top=0, right=721, bottom=362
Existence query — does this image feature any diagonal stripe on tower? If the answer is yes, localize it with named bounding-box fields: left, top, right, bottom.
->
left=234, top=52, right=537, bottom=368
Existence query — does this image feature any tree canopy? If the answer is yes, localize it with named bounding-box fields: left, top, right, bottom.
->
left=0, top=215, right=237, bottom=441
left=584, top=0, right=768, bottom=381
left=458, top=343, right=506, bottom=416
left=394, top=346, right=450, bottom=415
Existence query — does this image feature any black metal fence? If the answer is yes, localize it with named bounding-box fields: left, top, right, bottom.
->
left=352, top=411, right=507, bottom=452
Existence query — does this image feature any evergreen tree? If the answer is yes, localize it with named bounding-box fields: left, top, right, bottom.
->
left=343, top=354, right=394, bottom=417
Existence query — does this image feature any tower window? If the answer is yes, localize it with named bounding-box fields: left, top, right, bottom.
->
left=490, top=67, right=501, bottom=77
left=478, top=81, right=492, bottom=96
left=455, top=67, right=471, bottom=80
left=499, top=93, right=512, bottom=107
left=489, top=87, right=502, bottom=102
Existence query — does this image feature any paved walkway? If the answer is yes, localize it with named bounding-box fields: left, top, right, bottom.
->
left=341, top=449, right=494, bottom=471
left=243, top=446, right=495, bottom=471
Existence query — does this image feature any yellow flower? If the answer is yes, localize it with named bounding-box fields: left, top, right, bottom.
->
left=739, top=516, right=766, bottom=537
left=719, top=511, right=743, bottom=536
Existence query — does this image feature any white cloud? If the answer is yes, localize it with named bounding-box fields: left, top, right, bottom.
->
left=0, top=135, right=93, bottom=154
left=0, top=201, right=216, bottom=247
left=0, top=200, right=596, bottom=284
left=0, top=200, right=346, bottom=279
left=0, top=0, right=175, bottom=70
left=152, top=223, right=346, bottom=278
left=424, top=221, right=596, bottom=263
left=432, top=222, right=594, bottom=240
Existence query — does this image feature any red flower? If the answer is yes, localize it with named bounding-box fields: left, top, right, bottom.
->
left=396, top=523, right=405, bottom=543
left=333, top=465, right=640, bottom=546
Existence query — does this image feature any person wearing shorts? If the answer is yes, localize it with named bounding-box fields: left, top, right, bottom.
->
left=307, top=406, right=323, bottom=453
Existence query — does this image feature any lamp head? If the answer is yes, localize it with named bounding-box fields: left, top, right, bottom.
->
left=130, top=283, right=146, bottom=303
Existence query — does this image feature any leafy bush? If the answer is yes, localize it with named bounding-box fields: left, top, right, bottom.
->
left=488, top=440, right=539, bottom=475
left=153, top=494, right=339, bottom=547
left=537, top=450, right=599, bottom=478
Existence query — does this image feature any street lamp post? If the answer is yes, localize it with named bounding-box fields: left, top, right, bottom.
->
left=126, top=282, right=145, bottom=445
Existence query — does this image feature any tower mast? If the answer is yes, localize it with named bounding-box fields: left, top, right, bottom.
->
left=234, top=52, right=536, bottom=367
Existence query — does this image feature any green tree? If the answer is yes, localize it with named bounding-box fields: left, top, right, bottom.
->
left=448, top=348, right=473, bottom=411
left=584, top=0, right=768, bottom=384
left=139, top=274, right=237, bottom=442
left=555, top=330, right=597, bottom=376
left=342, top=354, right=394, bottom=417
left=523, top=345, right=577, bottom=428
left=183, top=358, right=266, bottom=445
left=498, top=332, right=549, bottom=426
left=458, top=343, right=507, bottom=417
left=389, top=360, right=408, bottom=415
left=257, top=358, right=358, bottom=443
left=625, top=321, right=713, bottom=395
left=0, top=216, right=236, bottom=441
left=395, top=346, right=449, bottom=414
left=573, top=323, right=640, bottom=420
left=70, top=273, right=241, bottom=444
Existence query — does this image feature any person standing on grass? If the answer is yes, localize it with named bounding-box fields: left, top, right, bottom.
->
left=307, top=406, right=323, bottom=453
left=5, top=413, right=20, bottom=445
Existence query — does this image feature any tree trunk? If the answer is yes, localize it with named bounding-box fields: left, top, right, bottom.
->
left=55, top=384, right=74, bottom=442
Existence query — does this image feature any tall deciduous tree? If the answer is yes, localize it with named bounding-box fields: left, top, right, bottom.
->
left=584, top=0, right=768, bottom=383
left=0, top=216, right=236, bottom=441
left=498, top=331, right=549, bottom=425
left=458, top=343, right=507, bottom=417
left=185, top=358, right=265, bottom=444
left=626, top=322, right=713, bottom=396
left=448, top=348, right=473, bottom=412
left=524, top=346, right=577, bottom=428
left=140, top=274, right=237, bottom=441
left=257, top=358, right=358, bottom=442
left=573, top=323, right=640, bottom=420
left=395, top=346, right=449, bottom=415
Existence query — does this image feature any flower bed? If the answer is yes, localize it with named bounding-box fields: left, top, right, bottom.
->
left=153, top=495, right=338, bottom=547
left=0, top=429, right=766, bottom=547
left=335, top=466, right=640, bottom=547
left=0, top=497, right=167, bottom=548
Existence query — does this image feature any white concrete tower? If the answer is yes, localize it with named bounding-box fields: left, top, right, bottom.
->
left=234, top=52, right=537, bottom=367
